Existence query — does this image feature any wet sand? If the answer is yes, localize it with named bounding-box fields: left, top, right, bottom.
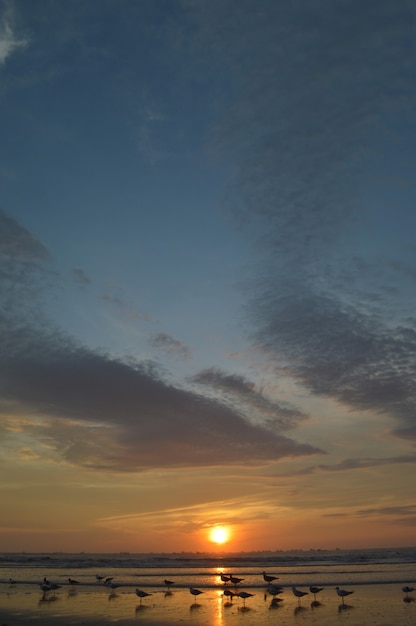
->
left=0, top=583, right=415, bottom=626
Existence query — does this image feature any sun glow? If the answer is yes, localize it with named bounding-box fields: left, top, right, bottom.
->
left=209, top=525, right=230, bottom=545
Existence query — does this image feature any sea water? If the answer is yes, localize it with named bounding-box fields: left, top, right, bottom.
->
left=0, top=547, right=415, bottom=625
left=1, top=546, right=415, bottom=588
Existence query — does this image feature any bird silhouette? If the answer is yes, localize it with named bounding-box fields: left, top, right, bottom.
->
left=402, top=586, right=415, bottom=595
left=135, top=588, right=152, bottom=604
left=189, top=587, right=203, bottom=603
left=237, top=591, right=254, bottom=607
left=230, top=575, right=244, bottom=585
left=309, top=585, right=323, bottom=600
left=335, top=586, right=354, bottom=604
left=292, top=587, right=308, bottom=602
left=223, top=588, right=236, bottom=601
left=263, top=571, right=279, bottom=583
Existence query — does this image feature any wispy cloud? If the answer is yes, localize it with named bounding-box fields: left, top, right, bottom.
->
left=286, top=454, right=416, bottom=476
left=150, top=332, right=191, bottom=360
left=192, top=367, right=307, bottom=430
left=1, top=210, right=322, bottom=472
left=189, top=0, right=416, bottom=440
left=72, top=267, right=91, bottom=286
left=324, top=504, right=416, bottom=525
left=0, top=6, right=28, bottom=65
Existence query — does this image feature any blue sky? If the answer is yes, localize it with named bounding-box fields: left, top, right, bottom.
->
left=1, top=0, right=416, bottom=552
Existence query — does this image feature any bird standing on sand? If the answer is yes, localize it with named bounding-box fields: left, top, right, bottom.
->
left=267, top=584, right=283, bottom=597
left=335, top=586, right=354, bottom=604
left=189, top=587, right=203, bottom=602
left=220, top=573, right=231, bottom=584
left=164, top=579, right=174, bottom=589
left=237, top=591, right=254, bottom=607
left=292, top=587, right=308, bottom=602
left=135, top=589, right=152, bottom=603
left=263, top=571, right=279, bottom=583
left=68, top=578, right=80, bottom=585
left=96, top=574, right=105, bottom=581
left=309, top=585, right=323, bottom=600
left=40, top=581, right=61, bottom=592
left=223, top=588, right=236, bottom=601
left=230, top=575, right=244, bottom=586
left=402, top=586, right=415, bottom=597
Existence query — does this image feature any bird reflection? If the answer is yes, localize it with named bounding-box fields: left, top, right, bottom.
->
left=269, top=597, right=283, bottom=609
left=39, top=592, right=59, bottom=605
left=338, top=602, right=354, bottom=612
left=108, top=591, right=119, bottom=600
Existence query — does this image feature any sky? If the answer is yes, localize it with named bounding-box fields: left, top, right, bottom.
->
left=1, top=0, right=416, bottom=553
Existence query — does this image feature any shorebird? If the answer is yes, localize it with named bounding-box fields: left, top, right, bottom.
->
left=107, top=581, right=121, bottom=590
left=164, top=579, right=174, bottom=589
left=220, top=572, right=231, bottom=584
left=9, top=578, right=16, bottom=585
left=135, top=588, right=152, bottom=603
left=263, top=571, right=279, bottom=583
left=223, top=588, right=236, bottom=601
left=189, top=587, right=204, bottom=602
left=267, top=584, right=283, bottom=597
left=237, top=591, right=254, bottom=607
left=96, top=574, right=105, bottom=581
left=292, top=587, right=308, bottom=602
left=335, top=586, right=354, bottom=604
left=104, top=577, right=114, bottom=585
left=230, top=575, right=244, bottom=586
left=402, top=586, right=415, bottom=597
left=309, top=585, right=323, bottom=600
left=68, top=577, right=80, bottom=585
left=40, top=581, right=61, bottom=592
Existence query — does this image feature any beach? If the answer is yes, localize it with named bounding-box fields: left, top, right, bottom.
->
left=1, top=549, right=415, bottom=625
left=0, top=583, right=415, bottom=626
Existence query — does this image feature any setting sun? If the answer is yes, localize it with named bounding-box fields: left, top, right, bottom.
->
left=209, top=525, right=230, bottom=545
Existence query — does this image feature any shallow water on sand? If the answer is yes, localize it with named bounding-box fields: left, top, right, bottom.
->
left=0, top=549, right=415, bottom=625
left=0, top=583, right=415, bottom=626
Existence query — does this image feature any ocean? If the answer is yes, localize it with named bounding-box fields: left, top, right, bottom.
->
left=2, top=546, right=416, bottom=588
left=1, top=547, right=415, bottom=625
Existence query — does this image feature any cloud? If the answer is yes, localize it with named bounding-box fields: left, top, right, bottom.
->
left=0, top=208, right=48, bottom=260
left=286, top=454, right=416, bottom=476
left=0, top=9, right=28, bottom=65
left=1, top=210, right=322, bottom=471
left=150, top=332, right=191, bottom=360
left=192, top=367, right=307, bottom=430
left=72, top=267, right=91, bottom=286
left=101, top=293, right=153, bottom=321
left=253, top=288, right=416, bottom=436
left=188, top=1, right=416, bottom=438
left=324, top=504, right=416, bottom=525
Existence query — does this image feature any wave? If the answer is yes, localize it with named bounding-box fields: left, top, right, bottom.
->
left=1, top=546, right=415, bottom=570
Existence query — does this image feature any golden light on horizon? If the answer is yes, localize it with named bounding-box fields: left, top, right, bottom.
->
left=209, top=525, right=230, bottom=545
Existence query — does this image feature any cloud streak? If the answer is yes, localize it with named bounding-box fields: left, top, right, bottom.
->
left=0, top=210, right=322, bottom=472
left=0, top=6, right=27, bottom=65
left=189, top=1, right=416, bottom=441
